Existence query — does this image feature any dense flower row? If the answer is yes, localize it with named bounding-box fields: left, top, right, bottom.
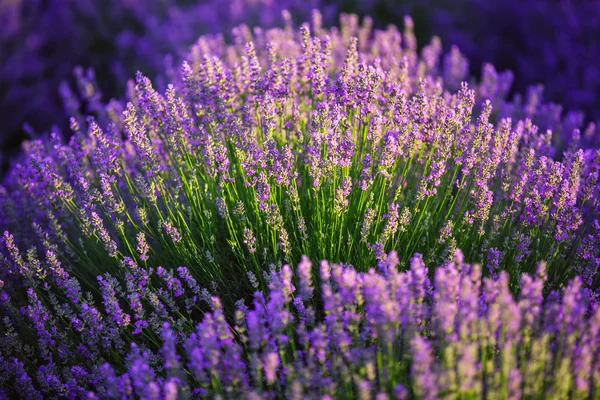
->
left=1, top=10, right=599, bottom=398
left=2, top=251, right=599, bottom=397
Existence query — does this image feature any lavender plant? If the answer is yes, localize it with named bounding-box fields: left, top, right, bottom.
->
left=0, top=10, right=599, bottom=398
left=3, top=12, right=598, bottom=291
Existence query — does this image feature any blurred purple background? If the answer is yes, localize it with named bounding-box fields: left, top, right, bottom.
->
left=1, top=0, right=599, bottom=175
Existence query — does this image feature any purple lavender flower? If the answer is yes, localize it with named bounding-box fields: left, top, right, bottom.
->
left=136, top=232, right=149, bottom=261
left=97, top=274, right=130, bottom=327
left=411, top=335, right=438, bottom=400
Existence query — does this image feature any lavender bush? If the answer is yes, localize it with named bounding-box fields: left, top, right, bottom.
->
left=1, top=10, right=600, bottom=398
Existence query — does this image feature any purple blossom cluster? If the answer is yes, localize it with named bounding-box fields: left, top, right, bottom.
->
left=2, top=252, right=599, bottom=397
left=0, top=9, right=599, bottom=398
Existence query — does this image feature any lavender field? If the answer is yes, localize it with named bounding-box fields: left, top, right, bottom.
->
left=1, top=2, right=599, bottom=399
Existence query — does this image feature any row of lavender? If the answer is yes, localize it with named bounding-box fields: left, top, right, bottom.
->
left=6, top=253, right=599, bottom=398
left=1, top=11, right=599, bottom=397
